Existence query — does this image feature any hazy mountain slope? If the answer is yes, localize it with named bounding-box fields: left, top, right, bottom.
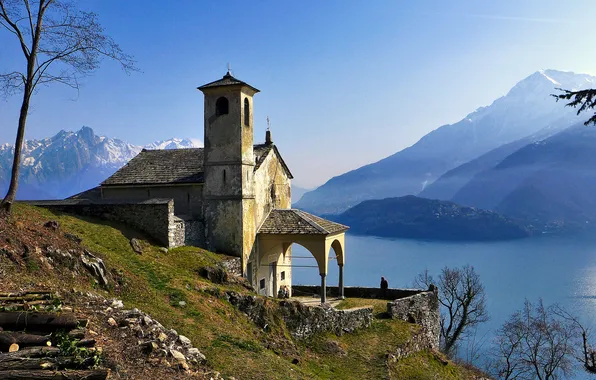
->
left=291, top=185, right=311, bottom=204
left=452, top=124, right=596, bottom=228
left=333, top=195, right=529, bottom=241
left=0, top=127, right=202, bottom=199
left=296, top=70, right=595, bottom=214
left=419, top=116, right=575, bottom=201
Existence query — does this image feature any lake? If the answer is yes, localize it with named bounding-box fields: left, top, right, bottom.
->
left=292, top=233, right=596, bottom=375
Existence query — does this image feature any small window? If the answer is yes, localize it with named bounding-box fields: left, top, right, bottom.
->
left=244, top=98, right=250, bottom=126
left=223, top=169, right=226, bottom=184
left=280, top=271, right=286, bottom=281
left=216, top=96, right=229, bottom=116
left=247, top=263, right=253, bottom=281
left=259, top=279, right=265, bottom=290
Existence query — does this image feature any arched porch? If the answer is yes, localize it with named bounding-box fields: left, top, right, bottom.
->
left=256, top=209, right=349, bottom=303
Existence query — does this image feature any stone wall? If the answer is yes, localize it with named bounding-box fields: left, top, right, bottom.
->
left=388, top=287, right=440, bottom=350
left=292, top=285, right=424, bottom=301
left=219, top=290, right=373, bottom=339
left=170, top=216, right=186, bottom=248
left=26, top=199, right=181, bottom=248
left=102, top=184, right=204, bottom=219
left=183, top=218, right=205, bottom=247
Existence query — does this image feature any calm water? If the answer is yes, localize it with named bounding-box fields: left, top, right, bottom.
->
left=292, top=233, right=596, bottom=375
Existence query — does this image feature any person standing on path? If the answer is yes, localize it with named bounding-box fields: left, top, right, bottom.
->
left=380, top=276, right=388, bottom=297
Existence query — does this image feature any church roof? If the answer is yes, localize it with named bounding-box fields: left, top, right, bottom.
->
left=102, top=148, right=205, bottom=186
left=198, top=71, right=260, bottom=93
left=102, top=144, right=291, bottom=186
left=259, top=209, right=349, bottom=235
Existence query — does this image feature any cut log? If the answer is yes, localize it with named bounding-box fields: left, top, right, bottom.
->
left=0, top=332, right=51, bottom=351
left=0, top=312, right=78, bottom=331
left=0, top=291, right=54, bottom=297
left=0, top=295, right=52, bottom=302
left=8, top=344, right=18, bottom=353
left=0, top=356, right=94, bottom=370
left=68, top=329, right=86, bottom=339
left=0, top=369, right=109, bottom=379
left=76, top=339, right=96, bottom=347
left=0, top=346, right=60, bottom=358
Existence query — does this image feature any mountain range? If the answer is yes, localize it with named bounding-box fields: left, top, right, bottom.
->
left=332, top=195, right=530, bottom=241
left=296, top=70, right=596, bottom=215
left=0, top=126, right=202, bottom=199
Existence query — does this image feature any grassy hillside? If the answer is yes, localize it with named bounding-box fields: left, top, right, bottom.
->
left=0, top=204, right=486, bottom=379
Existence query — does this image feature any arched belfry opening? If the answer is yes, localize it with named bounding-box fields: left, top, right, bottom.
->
left=244, top=98, right=250, bottom=126
left=215, top=96, right=229, bottom=116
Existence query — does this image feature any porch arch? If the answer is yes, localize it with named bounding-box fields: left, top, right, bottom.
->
left=257, top=209, right=349, bottom=303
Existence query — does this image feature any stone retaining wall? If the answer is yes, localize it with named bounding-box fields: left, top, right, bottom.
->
left=26, top=199, right=181, bottom=248
left=292, top=285, right=424, bottom=301
left=388, top=287, right=440, bottom=350
left=219, top=290, right=373, bottom=339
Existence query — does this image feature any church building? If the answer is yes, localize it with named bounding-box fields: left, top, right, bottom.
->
left=97, top=71, right=348, bottom=300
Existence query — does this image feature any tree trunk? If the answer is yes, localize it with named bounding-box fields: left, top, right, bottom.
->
left=0, top=356, right=95, bottom=370
left=0, top=332, right=51, bottom=351
left=0, top=87, right=32, bottom=215
left=0, top=369, right=109, bottom=380
left=0, top=312, right=78, bottom=331
left=0, top=2, right=43, bottom=216
left=0, top=346, right=60, bottom=358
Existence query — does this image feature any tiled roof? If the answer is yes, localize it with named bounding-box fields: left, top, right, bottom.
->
left=102, top=145, right=288, bottom=186
left=198, top=72, right=260, bottom=93
left=259, top=209, right=349, bottom=235
left=253, top=143, right=294, bottom=179
left=102, top=149, right=205, bottom=186
left=67, top=186, right=102, bottom=200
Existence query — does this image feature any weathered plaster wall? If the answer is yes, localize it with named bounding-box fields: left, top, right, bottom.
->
left=102, top=185, right=203, bottom=219
left=255, top=239, right=292, bottom=297
left=26, top=199, right=180, bottom=248
left=204, top=200, right=243, bottom=256
left=388, top=288, right=440, bottom=350
left=253, top=149, right=291, bottom=228
left=250, top=148, right=292, bottom=291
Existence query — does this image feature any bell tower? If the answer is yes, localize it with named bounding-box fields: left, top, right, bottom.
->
left=198, top=70, right=259, bottom=266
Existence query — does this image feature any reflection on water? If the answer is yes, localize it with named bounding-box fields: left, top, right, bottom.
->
left=292, top=233, right=596, bottom=376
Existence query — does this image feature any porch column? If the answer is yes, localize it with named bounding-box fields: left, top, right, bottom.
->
left=338, top=264, right=344, bottom=300
left=320, top=273, right=327, bottom=304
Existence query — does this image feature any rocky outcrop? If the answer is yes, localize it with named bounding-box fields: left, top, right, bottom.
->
left=80, top=251, right=109, bottom=287
left=388, top=287, right=440, bottom=350
left=97, top=296, right=207, bottom=371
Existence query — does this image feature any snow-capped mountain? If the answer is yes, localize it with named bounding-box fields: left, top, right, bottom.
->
left=0, top=126, right=202, bottom=200
left=296, top=69, right=596, bottom=215
left=144, top=138, right=203, bottom=150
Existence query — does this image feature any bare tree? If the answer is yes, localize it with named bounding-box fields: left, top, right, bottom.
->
left=414, top=265, right=488, bottom=355
left=0, top=0, right=136, bottom=214
left=488, top=299, right=580, bottom=380
left=554, top=88, right=596, bottom=126
left=550, top=305, right=596, bottom=376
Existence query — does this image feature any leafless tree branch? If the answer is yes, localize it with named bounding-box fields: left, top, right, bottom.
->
left=0, top=0, right=137, bottom=213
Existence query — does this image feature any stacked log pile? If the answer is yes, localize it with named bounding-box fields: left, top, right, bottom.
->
left=0, top=291, right=109, bottom=380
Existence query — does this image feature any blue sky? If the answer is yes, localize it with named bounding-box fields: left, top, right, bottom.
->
left=1, top=0, right=596, bottom=187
